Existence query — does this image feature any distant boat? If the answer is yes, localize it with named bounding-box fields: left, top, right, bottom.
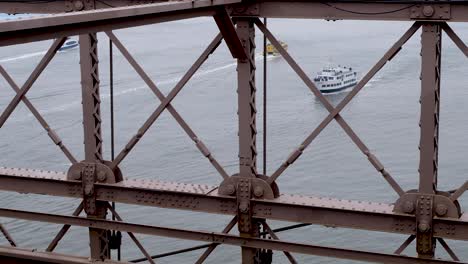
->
left=313, top=65, right=358, bottom=94
left=264, top=40, right=288, bottom=56
left=58, top=38, right=79, bottom=52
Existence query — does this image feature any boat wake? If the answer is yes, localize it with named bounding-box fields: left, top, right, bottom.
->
left=14, top=53, right=277, bottom=120
left=0, top=50, right=47, bottom=64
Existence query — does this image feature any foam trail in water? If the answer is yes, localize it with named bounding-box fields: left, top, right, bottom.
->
left=0, top=51, right=47, bottom=64
left=23, top=54, right=276, bottom=117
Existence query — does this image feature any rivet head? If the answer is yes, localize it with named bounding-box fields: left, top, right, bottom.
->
left=253, top=186, right=264, bottom=198
left=435, top=204, right=448, bottom=217
left=70, top=171, right=82, bottom=180
left=225, top=184, right=235, bottom=195
left=239, top=201, right=249, bottom=213
left=73, top=0, right=84, bottom=11
left=84, top=185, right=93, bottom=195
left=403, top=201, right=415, bottom=214
left=97, top=171, right=107, bottom=182
left=418, top=222, right=430, bottom=232
left=422, top=6, right=435, bottom=17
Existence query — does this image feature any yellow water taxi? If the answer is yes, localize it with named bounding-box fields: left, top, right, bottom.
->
left=264, top=40, right=288, bottom=56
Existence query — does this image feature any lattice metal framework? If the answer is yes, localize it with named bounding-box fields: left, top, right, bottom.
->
left=0, top=0, right=468, bottom=263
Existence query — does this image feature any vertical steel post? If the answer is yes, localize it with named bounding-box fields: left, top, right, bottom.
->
left=236, top=18, right=259, bottom=264
left=417, top=23, right=441, bottom=258
left=79, top=33, right=109, bottom=260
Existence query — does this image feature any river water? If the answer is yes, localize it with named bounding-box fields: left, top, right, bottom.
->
left=0, top=15, right=468, bottom=263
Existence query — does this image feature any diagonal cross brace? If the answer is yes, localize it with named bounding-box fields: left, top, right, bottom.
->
left=46, top=202, right=84, bottom=252
left=394, top=235, right=415, bottom=255
left=0, top=223, right=16, bottom=247
left=195, top=216, right=237, bottom=264
left=110, top=33, right=223, bottom=169
left=0, top=66, right=77, bottom=164
left=106, top=32, right=229, bottom=180
left=106, top=203, right=155, bottom=264
left=261, top=221, right=298, bottom=264
left=255, top=18, right=418, bottom=196
left=0, top=38, right=66, bottom=128
left=437, top=238, right=460, bottom=261
left=450, top=181, right=468, bottom=202
left=213, top=8, right=247, bottom=61
left=442, top=23, right=468, bottom=58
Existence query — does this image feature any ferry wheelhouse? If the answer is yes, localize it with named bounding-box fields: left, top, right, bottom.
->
left=313, top=66, right=357, bottom=94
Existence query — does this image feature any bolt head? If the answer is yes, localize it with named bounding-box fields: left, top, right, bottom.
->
left=239, top=201, right=249, bottom=213
left=97, top=171, right=107, bottom=182
left=84, top=185, right=93, bottom=195
left=73, top=0, right=85, bottom=11
left=225, top=184, right=235, bottom=195
left=253, top=186, right=264, bottom=198
left=70, top=171, right=82, bottom=180
left=418, top=222, right=430, bottom=232
left=435, top=204, right=448, bottom=216
left=403, top=201, right=415, bottom=214
left=422, top=6, right=435, bottom=17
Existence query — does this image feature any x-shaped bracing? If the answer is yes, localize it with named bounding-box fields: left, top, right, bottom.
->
left=255, top=19, right=422, bottom=196
left=0, top=38, right=77, bottom=164
left=106, top=31, right=231, bottom=180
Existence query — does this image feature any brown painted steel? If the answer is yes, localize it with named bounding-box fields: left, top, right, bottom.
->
left=0, top=208, right=465, bottom=264
left=105, top=31, right=230, bottom=180
left=110, top=33, right=222, bottom=168
left=79, top=32, right=109, bottom=260
left=255, top=18, right=404, bottom=197
left=1, top=1, right=468, bottom=263
left=0, top=0, right=237, bottom=47
left=46, top=202, right=84, bottom=252
left=0, top=38, right=65, bottom=127
left=2, top=169, right=468, bottom=242
left=0, top=246, right=127, bottom=264
left=236, top=18, right=260, bottom=264
left=0, top=66, right=77, bottom=164
left=106, top=204, right=155, bottom=264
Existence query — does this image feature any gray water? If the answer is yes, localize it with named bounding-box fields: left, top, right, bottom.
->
left=0, top=17, right=468, bottom=263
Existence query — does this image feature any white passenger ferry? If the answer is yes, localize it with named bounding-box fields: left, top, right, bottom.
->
left=313, top=66, right=357, bottom=94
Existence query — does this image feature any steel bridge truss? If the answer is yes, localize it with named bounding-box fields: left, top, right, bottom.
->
left=0, top=0, right=468, bottom=263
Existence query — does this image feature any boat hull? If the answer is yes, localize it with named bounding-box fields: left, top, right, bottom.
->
left=319, top=82, right=357, bottom=94
left=58, top=43, right=78, bottom=52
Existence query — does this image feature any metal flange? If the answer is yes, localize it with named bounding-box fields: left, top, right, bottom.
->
left=219, top=174, right=280, bottom=199
left=66, top=161, right=123, bottom=184
left=393, top=189, right=461, bottom=218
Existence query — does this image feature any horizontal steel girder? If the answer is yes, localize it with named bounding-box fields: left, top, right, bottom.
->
left=0, top=167, right=467, bottom=241
left=0, top=0, right=239, bottom=47
left=0, top=245, right=127, bottom=264
left=0, top=208, right=464, bottom=264
left=2, top=2, right=468, bottom=47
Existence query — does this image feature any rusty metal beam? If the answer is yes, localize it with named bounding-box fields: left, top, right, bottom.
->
left=254, top=18, right=405, bottom=197
left=0, top=38, right=65, bottom=127
left=0, top=0, right=238, bottom=47
left=442, top=23, right=468, bottom=58
left=256, top=2, right=468, bottom=21
left=213, top=8, right=247, bottom=60
left=194, top=216, right=237, bottom=264
left=0, top=66, right=77, bottom=164
left=46, top=202, right=84, bottom=252
left=0, top=208, right=464, bottom=264
left=106, top=204, right=154, bottom=264
left=79, top=32, right=109, bottom=260
left=106, top=31, right=230, bottom=180
left=110, top=33, right=223, bottom=168
left=1, top=170, right=468, bottom=241
left=0, top=224, right=16, bottom=247
left=0, top=245, right=127, bottom=264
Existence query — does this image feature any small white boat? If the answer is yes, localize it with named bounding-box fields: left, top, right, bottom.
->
left=313, top=65, right=358, bottom=94
left=58, top=38, right=79, bottom=52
